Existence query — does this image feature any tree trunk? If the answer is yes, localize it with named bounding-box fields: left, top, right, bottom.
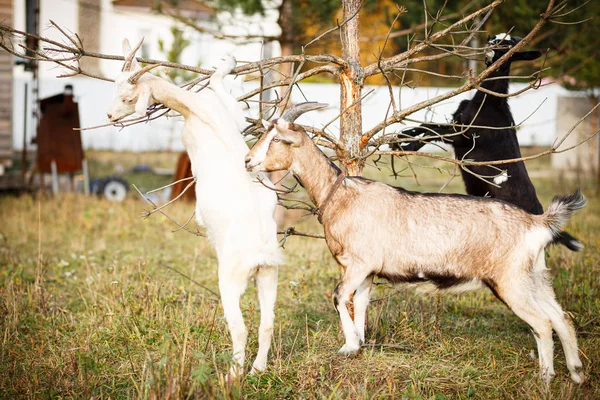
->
left=272, top=0, right=294, bottom=227
left=338, top=0, right=364, bottom=325
left=591, top=95, right=600, bottom=193
left=78, top=0, right=102, bottom=76
left=339, top=0, right=365, bottom=176
left=277, top=0, right=294, bottom=82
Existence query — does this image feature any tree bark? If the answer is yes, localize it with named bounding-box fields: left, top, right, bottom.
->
left=78, top=0, right=102, bottom=76
left=272, top=0, right=294, bottom=227
left=591, top=95, right=600, bottom=193
left=339, top=0, right=365, bottom=176
left=277, top=0, right=294, bottom=82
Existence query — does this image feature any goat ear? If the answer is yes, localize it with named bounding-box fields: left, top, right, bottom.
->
left=262, top=119, right=270, bottom=130
left=122, top=38, right=142, bottom=71
left=129, top=54, right=141, bottom=72
left=277, top=130, right=303, bottom=147
left=513, top=51, right=541, bottom=62
left=135, top=87, right=151, bottom=117
left=122, top=39, right=132, bottom=57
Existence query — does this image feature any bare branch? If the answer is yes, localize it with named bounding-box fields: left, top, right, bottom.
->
left=363, top=0, right=505, bottom=77
left=131, top=183, right=204, bottom=237
left=362, top=0, right=558, bottom=142
left=278, top=227, right=325, bottom=248
left=376, top=112, right=600, bottom=169
left=304, top=0, right=365, bottom=48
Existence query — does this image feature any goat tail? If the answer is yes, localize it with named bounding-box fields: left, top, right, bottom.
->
left=552, top=231, right=584, bottom=252
left=543, top=188, right=586, bottom=240
left=212, top=54, right=237, bottom=81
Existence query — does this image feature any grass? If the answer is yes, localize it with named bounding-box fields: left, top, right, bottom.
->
left=0, top=150, right=598, bottom=399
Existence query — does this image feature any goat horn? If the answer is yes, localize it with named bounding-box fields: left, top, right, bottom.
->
left=122, top=37, right=144, bottom=72
left=280, top=102, right=328, bottom=122
left=128, top=63, right=164, bottom=85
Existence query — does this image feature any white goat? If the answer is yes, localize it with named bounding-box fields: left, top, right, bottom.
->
left=245, top=102, right=585, bottom=384
left=107, top=39, right=282, bottom=376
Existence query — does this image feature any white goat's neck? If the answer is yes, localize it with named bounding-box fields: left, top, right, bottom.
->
left=143, top=75, right=196, bottom=119
left=291, top=140, right=344, bottom=209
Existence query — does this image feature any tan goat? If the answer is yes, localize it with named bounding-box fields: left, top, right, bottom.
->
left=244, top=102, right=585, bottom=385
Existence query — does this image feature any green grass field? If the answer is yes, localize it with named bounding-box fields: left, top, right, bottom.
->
left=0, top=151, right=598, bottom=399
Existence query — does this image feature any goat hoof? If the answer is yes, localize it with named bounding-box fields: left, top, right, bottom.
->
left=570, top=371, right=584, bottom=384
left=250, top=362, right=266, bottom=375
left=338, top=343, right=360, bottom=356
left=226, top=366, right=243, bottom=385
left=540, top=369, right=555, bottom=386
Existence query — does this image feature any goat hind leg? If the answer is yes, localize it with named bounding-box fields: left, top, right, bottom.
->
left=218, top=269, right=249, bottom=378
left=209, top=55, right=247, bottom=131
left=533, top=268, right=583, bottom=383
left=501, top=282, right=555, bottom=384
left=251, top=265, right=278, bottom=373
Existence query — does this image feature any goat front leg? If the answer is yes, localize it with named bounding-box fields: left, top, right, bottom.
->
left=333, top=270, right=371, bottom=356
left=251, top=265, right=278, bottom=373
left=353, top=275, right=373, bottom=344
left=218, top=266, right=249, bottom=379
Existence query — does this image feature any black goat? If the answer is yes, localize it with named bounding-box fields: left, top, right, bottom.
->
left=393, top=34, right=582, bottom=251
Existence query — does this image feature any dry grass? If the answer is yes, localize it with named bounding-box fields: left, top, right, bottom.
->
left=0, top=151, right=598, bottom=399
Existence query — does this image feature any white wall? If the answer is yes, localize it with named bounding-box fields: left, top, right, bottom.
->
left=12, top=73, right=573, bottom=152
left=552, top=96, right=600, bottom=173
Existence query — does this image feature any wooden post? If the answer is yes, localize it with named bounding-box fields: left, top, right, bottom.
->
left=21, top=82, right=28, bottom=180
left=50, top=160, right=58, bottom=195
left=82, top=158, right=90, bottom=195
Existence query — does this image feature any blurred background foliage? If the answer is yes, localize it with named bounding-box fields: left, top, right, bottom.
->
left=205, top=0, right=599, bottom=90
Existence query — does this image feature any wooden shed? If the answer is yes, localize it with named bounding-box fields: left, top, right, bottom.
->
left=35, top=85, right=83, bottom=174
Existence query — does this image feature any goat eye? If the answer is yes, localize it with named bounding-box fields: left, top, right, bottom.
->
left=125, top=98, right=135, bottom=104
left=272, top=137, right=281, bottom=143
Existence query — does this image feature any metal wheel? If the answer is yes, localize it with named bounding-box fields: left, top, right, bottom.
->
left=99, top=177, right=129, bottom=201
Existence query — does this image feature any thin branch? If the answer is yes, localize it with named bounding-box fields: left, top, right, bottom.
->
left=552, top=102, right=600, bottom=149
left=304, top=1, right=365, bottom=49
left=278, top=227, right=325, bottom=248
left=131, top=183, right=204, bottom=237
left=158, top=263, right=219, bottom=300
left=377, top=118, right=600, bottom=168
left=146, top=176, right=195, bottom=194
left=359, top=0, right=482, bottom=42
